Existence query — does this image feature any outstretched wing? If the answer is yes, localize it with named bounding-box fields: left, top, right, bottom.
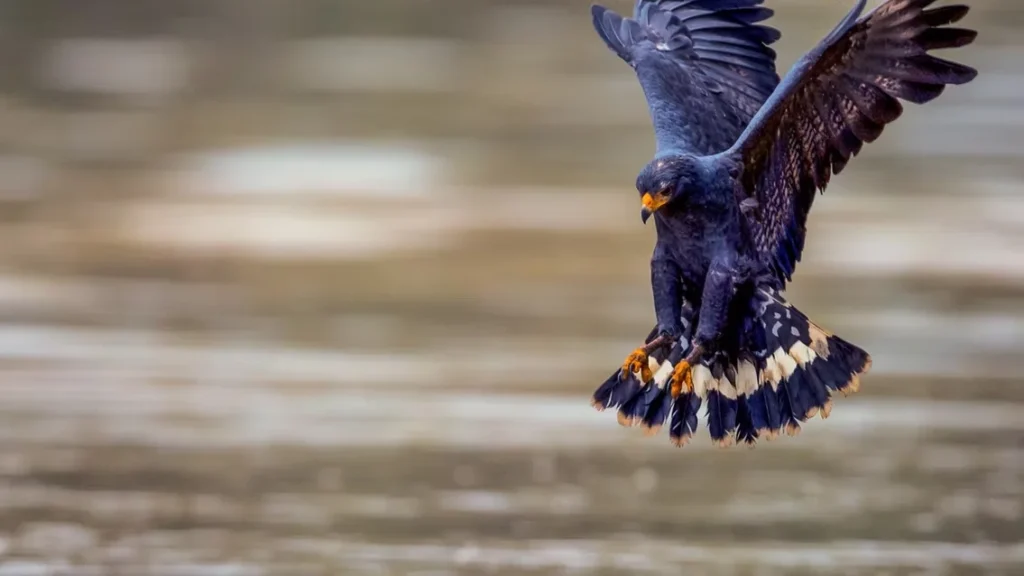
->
left=592, top=0, right=781, bottom=155
left=726, top=0, right=977, bottom=284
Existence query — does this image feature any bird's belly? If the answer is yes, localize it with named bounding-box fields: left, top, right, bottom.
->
left=666, top=245, right=711, bottom=299
left=658, top=209, right=745, bottom=294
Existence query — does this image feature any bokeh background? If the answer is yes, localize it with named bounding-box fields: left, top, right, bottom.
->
left=0, top=0, right=1020, bottom=574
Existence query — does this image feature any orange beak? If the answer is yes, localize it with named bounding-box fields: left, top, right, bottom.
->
left=641, top=192, right=669, bottom=224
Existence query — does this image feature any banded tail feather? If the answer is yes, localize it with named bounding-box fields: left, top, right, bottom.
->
left=669, top=390, right=702, bottom=447
left=591, top=289, right=870, bottom=448
left=739, top=290, right=871, bottom=445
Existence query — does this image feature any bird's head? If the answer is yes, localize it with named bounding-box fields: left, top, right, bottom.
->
left=636, top=154, right=699, bottom=224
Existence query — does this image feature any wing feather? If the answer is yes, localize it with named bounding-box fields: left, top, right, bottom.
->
left=592, top=0, right=781, bottom=154
left=699, top=39, right=777, bottom=65
left=725, top=0, right=977, bottom=284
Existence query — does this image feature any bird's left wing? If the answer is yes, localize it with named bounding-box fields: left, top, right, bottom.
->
left=725, top=0, right=977, bottom=284
left=592, top=1, right=781, bottom=155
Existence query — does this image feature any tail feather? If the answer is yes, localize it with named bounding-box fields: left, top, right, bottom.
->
left=706, top=390, right=738, bottom=446
left=748, top=377, right=783, bottom=439
left=591, top=369, right=640, bottom=412
left=745, top=388, right=769, bottom=437
left=641, top=342, right=687, bottom=435
left=810, top=356, right=853, bottom=397
left=785, top=370, right=815, bottom=423
left=640, top=386, right=673, bottom=435
left=617, top=382, right=655, bottom=427
left=736, top=395, right=758, bottom=445
left=754, top=292, right=872, bottom=439
left=669, top=391, right=703, bottom=446
left=774, top=379, right=801, bottom=436
left=787, top=368, right=830, bottom=424
left=590, top=290, right=870, bottom=448
left=800, top=365, right=833, bottom=417
left=734, top=354, right=763, bottom=445
left=618, top=363, right=673, bottom=429
left=829, top=335, right=873, bottom=384
left=705, top=359, right=739, bottom=446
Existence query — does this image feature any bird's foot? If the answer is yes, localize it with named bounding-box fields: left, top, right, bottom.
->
left=669, top=361, right=693, bottom=398
left=669, top=342, right=705, bottom=397
left=621, top=347, right=653, bottom=383
left=620, top=333, right=673, bottom=384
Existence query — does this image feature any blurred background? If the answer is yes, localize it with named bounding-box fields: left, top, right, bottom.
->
left=0, top=0, right=1020, bottom=574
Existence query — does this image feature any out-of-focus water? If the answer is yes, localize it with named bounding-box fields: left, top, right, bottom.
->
left=0, top=0, right=1022, bottom=574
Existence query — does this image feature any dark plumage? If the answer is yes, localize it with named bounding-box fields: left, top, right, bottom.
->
left=592, top=0, right=781, bottom=154
left=588, top=0, right=978, bottom=447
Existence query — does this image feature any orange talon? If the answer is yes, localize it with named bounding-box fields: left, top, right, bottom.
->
left=621, top=347, right=652, bottom=382
left=669, top=361, right=693, bottom=398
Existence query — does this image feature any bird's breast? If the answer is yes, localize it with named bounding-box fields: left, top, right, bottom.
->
left=657, top=204, right=744, bottom=281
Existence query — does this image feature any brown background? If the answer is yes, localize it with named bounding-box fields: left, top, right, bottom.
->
left=0, top=0, right=1020, bottom=574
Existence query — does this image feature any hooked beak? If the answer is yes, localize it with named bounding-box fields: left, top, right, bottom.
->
left=640, top=192, right=668, bottom=224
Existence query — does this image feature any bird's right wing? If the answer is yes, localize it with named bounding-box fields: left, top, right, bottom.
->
left=725, top=0, right=977, bottom=284
left=592, top=1, right=781, bottom=155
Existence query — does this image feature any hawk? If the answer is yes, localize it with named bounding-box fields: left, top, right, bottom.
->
left=588, top=0, right=977, bottom=446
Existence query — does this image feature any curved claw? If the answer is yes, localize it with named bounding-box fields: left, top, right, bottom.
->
left=669, top=361, right=694, bottom=398
left=621, top=347, right=653, bottom=383
left=669, top=342, right=707, bottom=398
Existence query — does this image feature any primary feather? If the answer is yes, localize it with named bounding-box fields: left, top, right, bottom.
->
left=727, top=0, right=978, bottom=284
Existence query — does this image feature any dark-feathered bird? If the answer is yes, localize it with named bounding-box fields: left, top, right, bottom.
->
left=588, top=0, right=978, bottom=447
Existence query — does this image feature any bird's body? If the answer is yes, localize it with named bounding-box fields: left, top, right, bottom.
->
left=588, top=0, right=978, bottom=446
left=651, top=156, right=746, bottom=279
left=647, top=155, right=758, bottom=335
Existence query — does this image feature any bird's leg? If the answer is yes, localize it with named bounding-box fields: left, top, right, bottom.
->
left=651, top=244, right=684, bottom=342
left=694, top=262, right=738, bottom=348
left=670, top=343, right=704, bottom=398
left=621, top=245, right=683, bottom=383
left=671, top=261, right=737, bottom=397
